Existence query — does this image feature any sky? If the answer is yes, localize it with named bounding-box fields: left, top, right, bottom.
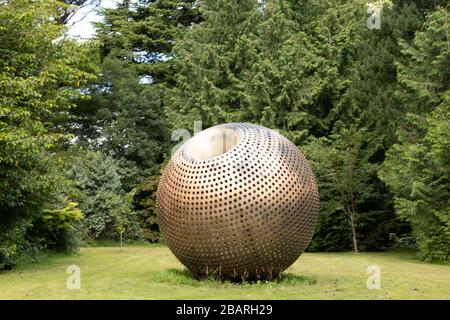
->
left=67, top=0, right=154, bottom=84
left=67, top=0, right=120, bottom=39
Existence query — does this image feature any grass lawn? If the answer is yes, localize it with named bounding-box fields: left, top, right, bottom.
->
left=0, top=244, right=449, bottom=300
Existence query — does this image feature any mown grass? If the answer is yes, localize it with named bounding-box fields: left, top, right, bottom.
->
left=152, top=268, right=316, bottom=287
left=0, top=245, right=448, bottom=299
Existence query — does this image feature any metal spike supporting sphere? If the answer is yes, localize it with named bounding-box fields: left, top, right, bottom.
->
left=156, top=123, right=319, bottom=280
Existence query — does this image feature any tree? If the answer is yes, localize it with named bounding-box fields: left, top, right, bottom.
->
left=0, top=0, right=95, bottom=269
left=381, top=107, right=450, bottom=262
left=73, top=0, right=202, bottom=185
left=302, top=0, right=429, bottom=252
left=380, top=8, right=450, bottom=262
left=58, top=0, right=101, bottom=25
left=69, top=1, right=203, bottom=242
left=138, top=164, right=165, bottom=242
left=166, top=0, right=408, bottom=252
left=166, top=0, right=298, bottom=131
left=96, top=0, right=202, bottom=85
left=72, top=56, right=168, bottom=191
left=304, top=127, right=383, bottom=253
left=65, top=149, right=140, bottom=240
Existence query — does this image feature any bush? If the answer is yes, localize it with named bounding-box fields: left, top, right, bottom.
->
left=32, top=202, right=84, bottom=253
left=65, top=149, right=141, bottom=241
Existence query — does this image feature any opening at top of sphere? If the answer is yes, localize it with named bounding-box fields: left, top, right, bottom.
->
left=183, top=124, right=242, bottom=161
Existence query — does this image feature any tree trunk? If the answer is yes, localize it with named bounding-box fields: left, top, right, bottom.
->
left=346, top=154, right=359, bottom=253
left=349, top=213, right=359, bottom=253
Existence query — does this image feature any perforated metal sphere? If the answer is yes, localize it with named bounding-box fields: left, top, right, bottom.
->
left=156, top=123, right=319, bottom=280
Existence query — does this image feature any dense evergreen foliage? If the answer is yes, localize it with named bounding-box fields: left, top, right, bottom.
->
left=167, top=0, right=403, bottom=253
left=165, top=0, right=448, bottom=260
left=380, top=8, right=450, bottom=261
left=64, top=149, right=139, bottom=240
left=0, top=0, right=448, bottom=268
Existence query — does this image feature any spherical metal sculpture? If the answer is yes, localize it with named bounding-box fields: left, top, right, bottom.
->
left=156, top=123, right=319, bottom=280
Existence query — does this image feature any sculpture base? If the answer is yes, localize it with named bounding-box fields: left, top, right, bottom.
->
left=189, top=264, right=285, bottom=282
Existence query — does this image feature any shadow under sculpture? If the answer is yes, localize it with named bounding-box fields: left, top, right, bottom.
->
left=156, top=123, right=319, bottom=281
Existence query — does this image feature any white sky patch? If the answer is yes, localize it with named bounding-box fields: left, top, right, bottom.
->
left=67, top=0, right=121, bottom=39
left=139, top=75, right=154, bottom=85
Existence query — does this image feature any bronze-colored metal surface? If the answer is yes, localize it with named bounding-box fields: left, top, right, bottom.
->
left=156, top=123, right=319, bottom=280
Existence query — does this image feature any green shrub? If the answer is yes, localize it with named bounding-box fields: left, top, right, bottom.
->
left=33, top=202, right=84, bottom=253
left=65, top=149, right=141, bottom=241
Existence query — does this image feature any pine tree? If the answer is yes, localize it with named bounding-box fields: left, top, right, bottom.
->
left=74, top=56, right=168, bottom=190
left=66, top=150, right=140, bottom=240
left=96, top=0, right=201, bottom=85
left=380, top=8, right=450, bottom=262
